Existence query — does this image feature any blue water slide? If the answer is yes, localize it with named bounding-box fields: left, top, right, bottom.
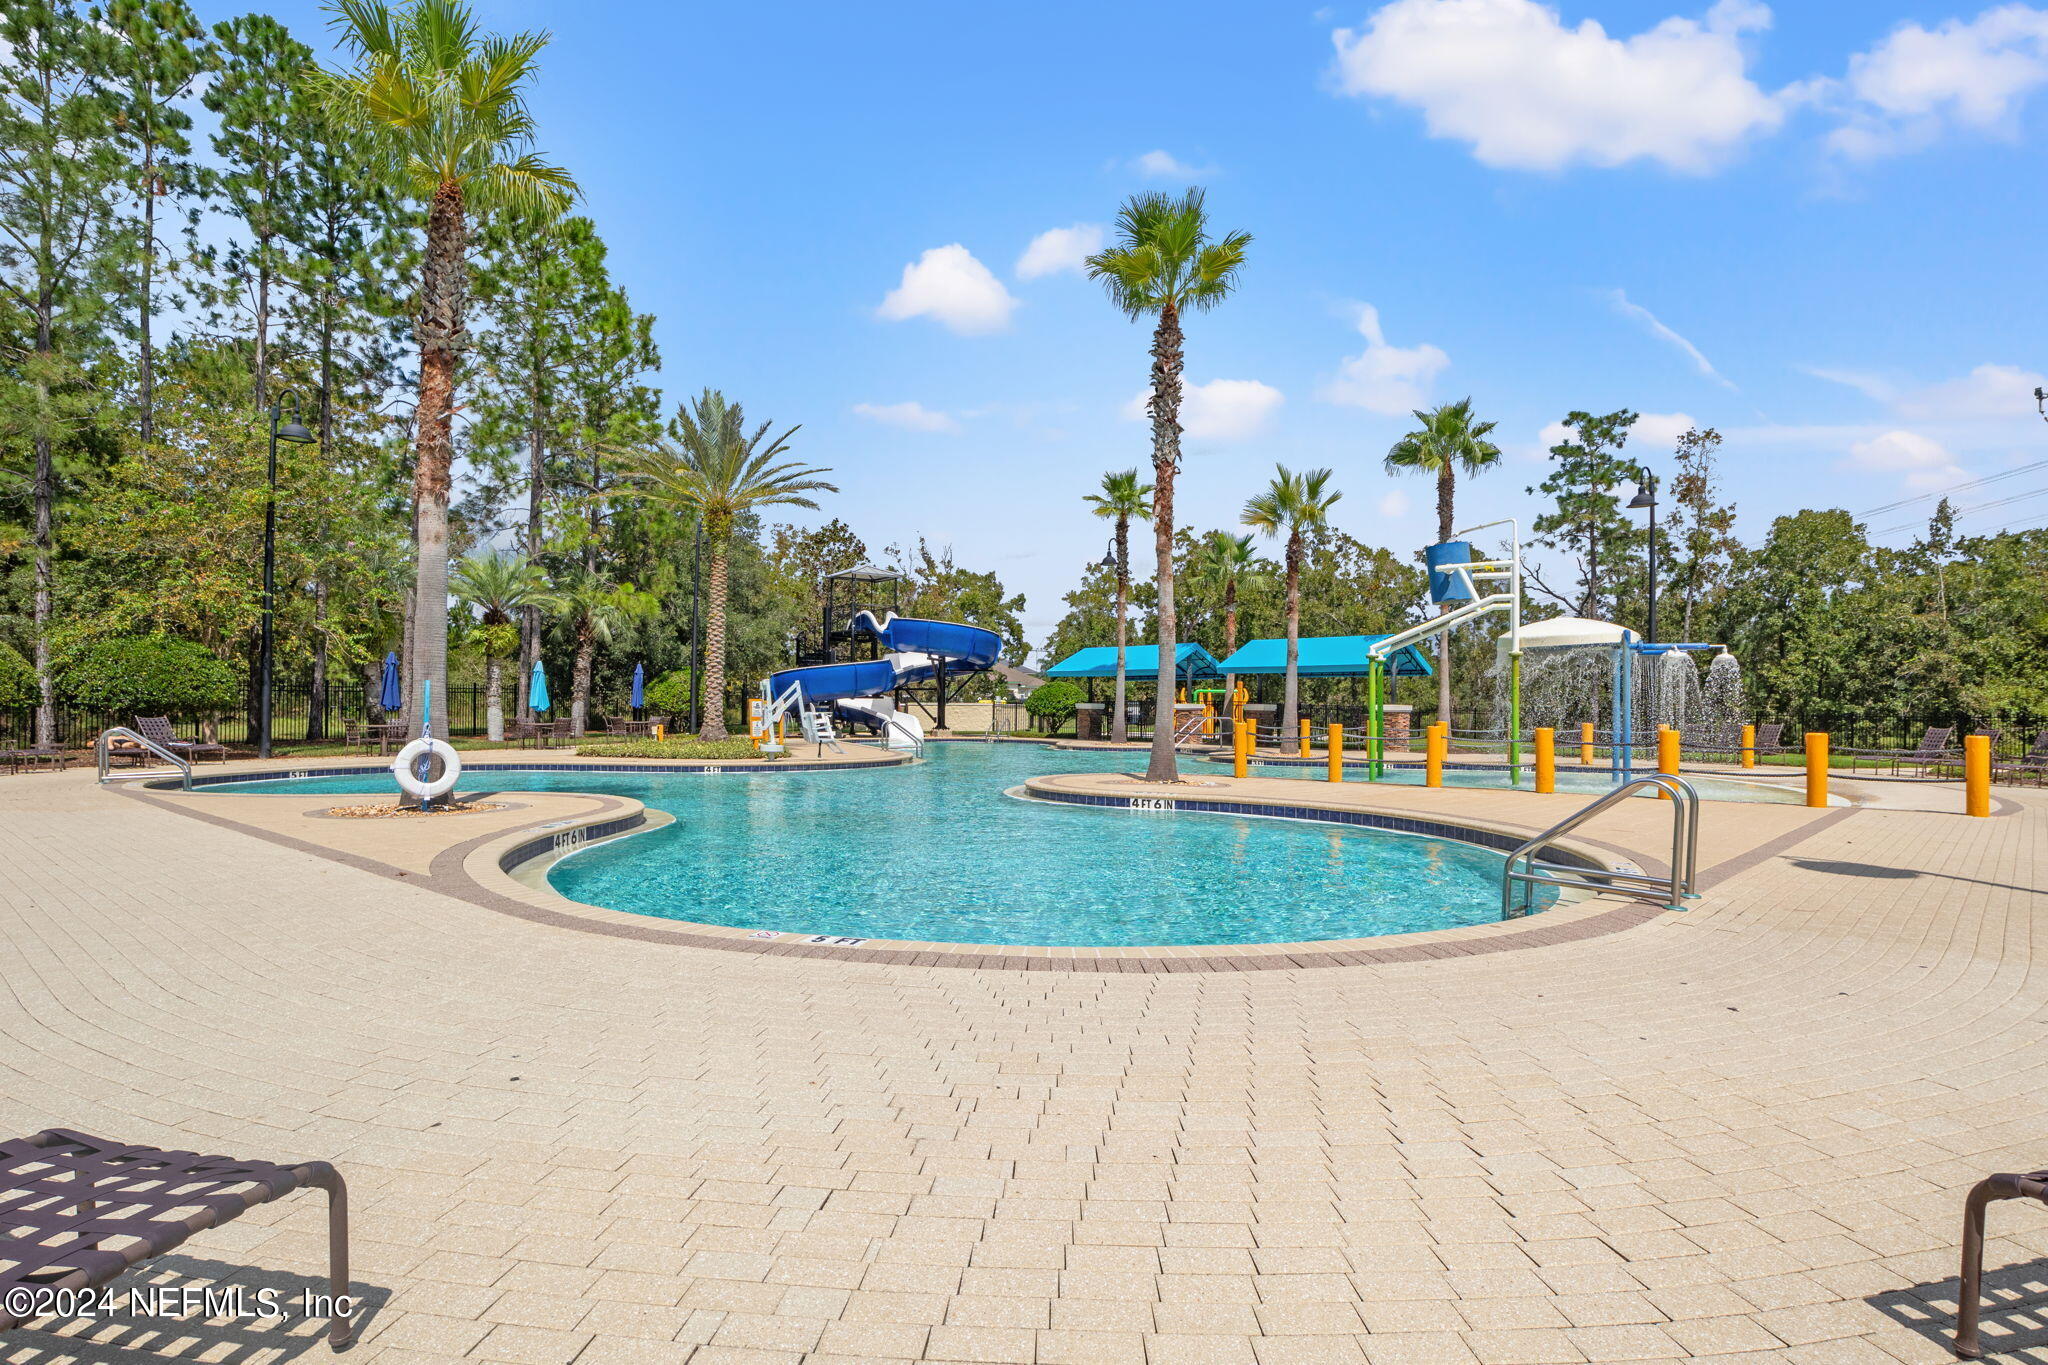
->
left=765, top=614, right=1002, bottom=706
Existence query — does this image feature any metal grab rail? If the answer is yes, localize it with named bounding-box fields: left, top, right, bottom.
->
left=96, top=726, right=192, bottom=790
left=1501, top=773, right=1699, bottom=918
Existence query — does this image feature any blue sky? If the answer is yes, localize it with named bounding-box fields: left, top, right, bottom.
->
left=226, top=0, right=2048, bottom=655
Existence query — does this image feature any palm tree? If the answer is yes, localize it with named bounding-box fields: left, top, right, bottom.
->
left=618, top=389, right=835, bottom=739
left=451, top=549, right=560, bottom=741
left=1243, top=466, right=1341, bottom=755
left=1082, top=468, right=1153, bottom=745
left=1191, top=530, right=1260, bottom=702
left=316, top=0, right=576, bottom=737
left=1086, top=188, right=1250, bottom=782
left=559, top=573, right=654, bottom=735
left=1385, top=398, right=1502, bottom=732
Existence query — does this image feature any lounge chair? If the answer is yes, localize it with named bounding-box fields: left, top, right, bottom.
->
left=0, top=1128, right=353, bottom=1348
left=1992, top=730, right=2048, bottom=784
left=1899, top=725, right=1959, bottom=771
left=1954, top=1168, right=2048, bottom=1357
left=134, top=716, right=227, bottom=765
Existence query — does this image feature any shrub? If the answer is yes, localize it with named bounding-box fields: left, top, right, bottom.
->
left=573, top=736, right=761, bottom=761
left=1024, top=679, right=1083, bottom=730
left=61, top=636, right=241, bottom=716
left=0, top=643, right=36, bottom=710
left=643, top=668, right=693, bottom=716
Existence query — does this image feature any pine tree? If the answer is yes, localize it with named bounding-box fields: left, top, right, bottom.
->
left=1667, top=426, right=1737, bottom=640
left=96, top=0, right=211, bottom=442
left=0, top=0, right=128, bottom=746
left=202, top=13, right=313, bottom=410
left=1528, top=410, right=1640, bottom=621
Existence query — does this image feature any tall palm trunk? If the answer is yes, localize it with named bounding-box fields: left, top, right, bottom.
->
left=1144, top=302, right=1183, bottom=782
left=408, top=179, right=466, bottom=738
left=309, top=578, right=329, bottom=741
left=483, top=651, right=504, bottom=741
left=1282, top=533, right=1302, bottom=755
left=1222, top=578, right=1238, bottom=733
left=1436, top=463, right=1454, bottom=733
left=1112, top=514, right=1129, bottom=745
left=570, top=627, right=594, bottom=736
left=699, top=533, right=732, bottom=740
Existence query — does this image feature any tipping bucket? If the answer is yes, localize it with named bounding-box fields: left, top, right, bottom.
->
left=1425, top=540, right=1474, bottom=603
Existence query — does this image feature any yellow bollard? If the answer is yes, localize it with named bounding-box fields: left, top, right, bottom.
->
left=1327, top=724, right=1344, bottom=783
left=1658, top=726, right=1680, bottom=798
left=1535, top=728, right=1555, bottom=793
left=1966, top=733, right=1991, bottom=817
left=1806, top=732, right=1829, bottom=808
left=1741, top=723, right=1756, bottom=769
left=1580, top=721, right=1595, bottom=767
left=1426, top=723, right=1445, bottom=788
left=1234, top=721, right=1249, bottom=779
left=1300, top=718, right=1312, bottom=757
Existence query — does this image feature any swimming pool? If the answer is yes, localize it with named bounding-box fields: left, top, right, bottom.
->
left=210, top=744, right=1554, bottom=947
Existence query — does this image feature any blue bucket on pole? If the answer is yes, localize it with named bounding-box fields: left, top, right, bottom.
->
left=1425, top=541, right=1474, bottom=603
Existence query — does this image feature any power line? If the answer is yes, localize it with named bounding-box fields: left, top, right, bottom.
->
left=1857, top=459, right=2048, bottom=518
left=1874, top=485, right=2048, bottom=536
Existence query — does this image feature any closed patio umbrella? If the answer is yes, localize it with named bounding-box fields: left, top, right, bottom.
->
left=379, top=652, right=401, bottom=713
left=631, top=662, right=645, bottom=717
left=528, top=660, right=551, bottom=715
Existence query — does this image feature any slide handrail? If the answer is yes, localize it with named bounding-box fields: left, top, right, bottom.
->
left=97, top=726, right=192, bottom=790
left=1501, top=773, right=1699, bottom=918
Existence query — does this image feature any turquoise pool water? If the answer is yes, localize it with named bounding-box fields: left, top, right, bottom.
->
left=212, top=744, right=1549, bottom=947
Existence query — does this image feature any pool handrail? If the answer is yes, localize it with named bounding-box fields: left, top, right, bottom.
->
left=96, top=726, right=192, bottom=790
left=1501, top=773, right=1698, bottom=917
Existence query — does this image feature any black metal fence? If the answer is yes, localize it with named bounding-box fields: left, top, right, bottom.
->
left=0, top=680, right=508, bottom=751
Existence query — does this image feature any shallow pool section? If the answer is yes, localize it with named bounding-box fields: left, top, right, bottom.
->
left=213, top=745, right=1550, bottom=947
left=1230, top=758, right=1809, bottom=804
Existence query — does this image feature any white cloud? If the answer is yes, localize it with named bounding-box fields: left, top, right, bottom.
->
left=1329, top=0, right=1787, bottom=173
left=1806, top=362, right=2048, bottom=420
left=1633, top=411, right=1701, bottom=448
left=876, top=245, right=1017, bottom=335
left=1608, top=290, right=1735, bottom=388
left=852, top=401, right=961, bottom=434
left=1131, top=149, right=1208, bottom=178
left=1319, top=304, right=1450, bottom=415
left=1843, top=430, right=1968, bottom=490
left=1828, top=5, right=2048, bottom=158
left=1377, top=488, right=1412, bottom=517
left=1015, top=224, right=1104, bottom=280
left=1123, top=378, right=1284, bottom=441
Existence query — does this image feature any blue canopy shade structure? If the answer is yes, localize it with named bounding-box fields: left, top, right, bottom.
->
left=528, top=660, right=551, bottom=713
left=1042, top=643, right=1222, bottom=681
left=1216, top=634, right=1435, bottom=678
left=630, top=662, right=645, bottom=709
left=379, top=652, right=401, bottom=712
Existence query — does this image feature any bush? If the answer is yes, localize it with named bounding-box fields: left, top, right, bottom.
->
left=573, top=736, right=761, bottom=761
left=61, top=636, right=241, bottom=716
left=0, top=643, right=36, bottom=710
left=643, top=668, right=694, bottom=716
left=1024, top=680, right=1083, bottom=730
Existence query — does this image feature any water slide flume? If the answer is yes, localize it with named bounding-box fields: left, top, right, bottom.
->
left=757, top=612, right=1003, bottom=751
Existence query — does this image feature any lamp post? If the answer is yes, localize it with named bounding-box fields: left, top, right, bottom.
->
left=258, top=391, right=316, bottom=758
left=1628, top=469, right=1659, bottom=645
left=2035, top=385, right=2046, bottom=424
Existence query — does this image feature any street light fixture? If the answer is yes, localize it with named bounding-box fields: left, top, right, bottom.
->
left=258, top=391, right=317, bottom=758
left=1628, top=470, right=1658, bottom=645
left=2035, top=385, right=2046, bottom=424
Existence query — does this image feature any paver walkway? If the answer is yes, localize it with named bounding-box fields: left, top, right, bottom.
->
left=1, top=765, right=2045, bottom=1363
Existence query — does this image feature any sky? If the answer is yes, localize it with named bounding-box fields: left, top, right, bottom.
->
left=216, top=0, right=2048, bottom=657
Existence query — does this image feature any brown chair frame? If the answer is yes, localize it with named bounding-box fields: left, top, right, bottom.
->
left=0, top=1128, right=352, bottom=1348
left=1954, top=1168, right=2048, bottom=1357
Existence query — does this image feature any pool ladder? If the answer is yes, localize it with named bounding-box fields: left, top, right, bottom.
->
left=1501, top=773, right=1699, bottom=918
left=95, top=726, right=192, bottom=790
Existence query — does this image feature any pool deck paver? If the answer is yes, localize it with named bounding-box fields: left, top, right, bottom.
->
left=1, top=759, right=2046, bottom=1363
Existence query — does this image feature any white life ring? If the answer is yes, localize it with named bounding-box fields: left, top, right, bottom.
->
left=392, top=737, right=462, bottom=801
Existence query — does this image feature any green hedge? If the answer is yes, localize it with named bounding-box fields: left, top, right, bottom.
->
left=1024, top=679, right=1082, bottom=729
left=61, top=636, right=240, bottom=715
left=572, top=736, right=761, bottom=761
left=0, top=643, right=36, bottom=710
left=643, top=668, right=693, bottom=716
